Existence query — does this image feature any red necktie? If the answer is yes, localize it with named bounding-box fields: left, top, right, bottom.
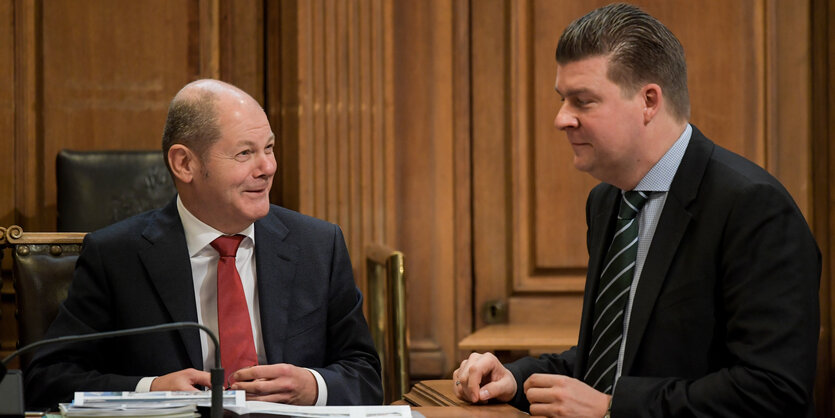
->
left=211, top=235, right=258, bottom=385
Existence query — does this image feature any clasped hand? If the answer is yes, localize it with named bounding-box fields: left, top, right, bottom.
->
left=151, top=364, right=318, bottom=405
left=452, top=352, right=610, bottom=418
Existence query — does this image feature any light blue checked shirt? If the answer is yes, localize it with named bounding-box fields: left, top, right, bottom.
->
left=614, top=124, right=692, bottom=383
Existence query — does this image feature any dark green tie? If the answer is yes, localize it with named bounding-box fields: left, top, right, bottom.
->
left=584, top=190, right=649, bottom=394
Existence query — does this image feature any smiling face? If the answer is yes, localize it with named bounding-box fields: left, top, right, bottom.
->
left=186, top=89, right=276, bottom=233
left=554, top=55, right=649, bottom=188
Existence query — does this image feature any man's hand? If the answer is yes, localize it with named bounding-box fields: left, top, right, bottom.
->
left=452, top=352, right=517, bottom=404
left=150, top=368, right=211, bottom=391
left=523, top=374, right=610, bottom=418
left=230, top=364, right=318, bottom=405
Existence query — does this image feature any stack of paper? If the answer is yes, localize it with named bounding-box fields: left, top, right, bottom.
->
left=59, top=391, right=245, bottom=417
left=60, top=391, right=412, bottom=418
left=59, top=402, right=199, bottom=417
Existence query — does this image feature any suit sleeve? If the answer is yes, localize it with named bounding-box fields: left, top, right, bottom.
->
left=310, top=225, right=383, bottom=405
left=504, top=347, right=578, bottom=410
left=612, top=182, right=820, bottom=417
left=24, top=234, right=144, bottom=409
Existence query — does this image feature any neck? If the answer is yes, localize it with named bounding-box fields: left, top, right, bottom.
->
left=611, top=117, right=688, bottom=190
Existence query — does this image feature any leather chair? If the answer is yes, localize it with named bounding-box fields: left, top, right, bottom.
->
left=56, top=149, right=176, bottom=232
left=366, top=243, right=409, bottom=404
left=1, top=225, right=85, bottom=369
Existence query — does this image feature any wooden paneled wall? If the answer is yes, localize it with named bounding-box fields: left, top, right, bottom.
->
left=388, top=0, right=473, bottom=379
left=0, top=0, right=833, bottom=414
left=271, top=0, right=395, bottom=298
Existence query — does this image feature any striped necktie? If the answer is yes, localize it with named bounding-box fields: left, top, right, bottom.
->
left=584, top=190, right=649, bottom=394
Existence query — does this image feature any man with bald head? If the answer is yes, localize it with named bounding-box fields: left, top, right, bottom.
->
left=25, top=79, right=383, bottom=409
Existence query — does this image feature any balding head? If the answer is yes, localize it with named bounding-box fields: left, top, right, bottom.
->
left=161, top=79, right=260, bottom=173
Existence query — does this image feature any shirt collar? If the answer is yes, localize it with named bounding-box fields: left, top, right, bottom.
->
left=633, top=124, right=692, bottom=193
left=176, top=195, right=255, bottom=257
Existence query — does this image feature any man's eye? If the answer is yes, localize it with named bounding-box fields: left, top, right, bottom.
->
left=265, top=144, right=274, bottom=154
left=235, top=150, right=252, bottom=161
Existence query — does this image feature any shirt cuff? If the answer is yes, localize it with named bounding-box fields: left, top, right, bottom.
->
left=135, top=376, right=157, bottom=392
left=306, top=368, right=328, bottom=406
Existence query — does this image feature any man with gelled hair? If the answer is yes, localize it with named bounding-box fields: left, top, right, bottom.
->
left=453, top=3, right=820, bottom=417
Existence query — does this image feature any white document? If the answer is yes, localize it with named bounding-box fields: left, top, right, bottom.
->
left=72, top=390, right=246, bottom=407
left=224, top=401, right=412, bottom=418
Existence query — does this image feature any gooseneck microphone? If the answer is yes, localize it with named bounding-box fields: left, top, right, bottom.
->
left=0, top=322, right=224, bottom=418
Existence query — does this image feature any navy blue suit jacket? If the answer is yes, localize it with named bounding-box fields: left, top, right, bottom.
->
left=506, top=126, right=820, bottom=417
left=25, top=200, right=382, bottom=408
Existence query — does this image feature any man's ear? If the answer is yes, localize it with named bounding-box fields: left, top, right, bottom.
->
left=168, top=144, right=197, bottom=184
left=641, top=83, right=662, bottom=124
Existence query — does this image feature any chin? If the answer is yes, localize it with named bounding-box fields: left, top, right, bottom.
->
left=572, top=158, right=593, bottom=173
left=238, top=202, right=271, bottom=222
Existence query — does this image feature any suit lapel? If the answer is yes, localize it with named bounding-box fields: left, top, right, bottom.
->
left=254, top=209, right=297, bottom=364
left=138, top=199, right=204, bottom=370
left=621, top=128, right=714, bottom=373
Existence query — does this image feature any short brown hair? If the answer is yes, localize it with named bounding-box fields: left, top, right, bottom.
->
left=556, top=3, right=690, bottom=121
left=161, top=88, right=221, bottom=172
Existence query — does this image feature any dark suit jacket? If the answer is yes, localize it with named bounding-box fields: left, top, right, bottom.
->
left=24, top=200, right=383, bottom=409
left=506, top=126, right=820, bottom=417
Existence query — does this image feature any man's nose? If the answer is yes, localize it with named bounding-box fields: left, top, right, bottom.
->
left=554, top=104, right=578, bottom=130
left=256, top=152, right=277, bottom=177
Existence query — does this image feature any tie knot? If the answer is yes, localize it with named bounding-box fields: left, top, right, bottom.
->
left=618, top=191, right=649, bottom=220
left=211, top=234, right=245, bottom=257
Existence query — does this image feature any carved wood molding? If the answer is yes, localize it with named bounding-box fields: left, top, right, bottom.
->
left=0, top=225, right=86, bottom=246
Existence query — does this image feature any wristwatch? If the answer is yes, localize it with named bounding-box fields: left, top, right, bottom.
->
left=603, top=396, right=613, bottom=418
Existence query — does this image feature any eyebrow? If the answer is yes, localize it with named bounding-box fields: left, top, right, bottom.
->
left=235, top=134, right=275, bottom=148
left=554, top=86, right=592, bottom=98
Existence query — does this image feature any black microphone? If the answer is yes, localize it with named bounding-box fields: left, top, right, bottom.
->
left=0, top=322, right=224, bottom=418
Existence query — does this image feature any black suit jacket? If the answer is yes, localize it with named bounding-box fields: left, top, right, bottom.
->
left=24, top=200, right=383, bottom=409
left=506, top=126, right=820, bottom=417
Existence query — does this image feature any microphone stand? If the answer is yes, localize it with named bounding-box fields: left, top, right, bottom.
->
left=0, top=322, right=224, bottom=418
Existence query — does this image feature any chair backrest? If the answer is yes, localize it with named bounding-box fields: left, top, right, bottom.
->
left=56, top=149, right=176, bottom=232
left=366, top=243, right=409, bottom=404
left=1, top=225, right=85, bottom=368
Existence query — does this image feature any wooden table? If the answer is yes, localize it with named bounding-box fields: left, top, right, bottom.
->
left=403, top=380, right=528, bottom=417
left=413, top=405, right=529, bottom=417
left=458, top=323, right=575, bottom=353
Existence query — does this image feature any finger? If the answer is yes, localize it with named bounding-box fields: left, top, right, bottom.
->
left=528, top=403, right=551, bottom=418
left=233, top=377, right=283, bottom=395
left=232, top=365, right=264, bottom=382
left=190, top=371, right=212, bottom=387
left=524, top=373, right=557, bottom=391
left=464, top=363, right=484, bottom=403
left=479, top=378, right=511, bottom=402
left=234, top=364, right=288, bottom=382
left=524, top=386, right=545, bottom=404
